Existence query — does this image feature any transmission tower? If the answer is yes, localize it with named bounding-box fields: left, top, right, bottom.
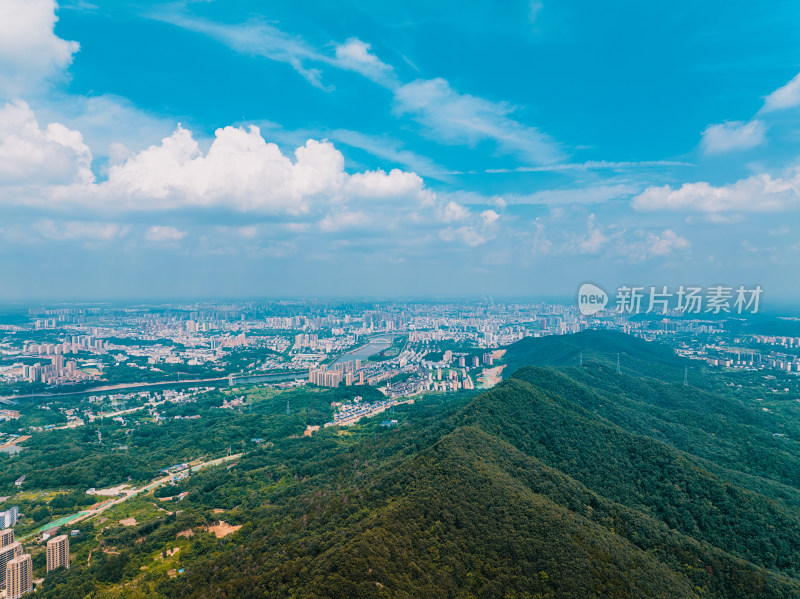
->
left=683, top=365, right=688, bottom=387
left=286, top=399, right=291, bottom=415
left=579, top=352, right=583, bottom=367
left=616, top=353, right=621, bottom=375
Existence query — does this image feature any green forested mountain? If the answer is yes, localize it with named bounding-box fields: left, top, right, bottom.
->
left=41, top=332, right=800, bottom=598
left=503, top=330, right=686, bottom=382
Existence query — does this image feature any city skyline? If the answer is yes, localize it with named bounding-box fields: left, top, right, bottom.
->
left=2, top=1, right=800, bottom=300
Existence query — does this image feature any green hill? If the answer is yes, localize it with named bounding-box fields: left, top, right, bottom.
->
left=504, top=330, right=687, bottom=383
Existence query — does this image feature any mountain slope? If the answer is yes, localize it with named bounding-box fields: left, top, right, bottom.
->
left=168, top=424, right=702, bottom=598
left=160, top=369, right=800, bottom=598
left=459, top=375, right=800, bottom=580
left=504, top=330, right=686, bottom=383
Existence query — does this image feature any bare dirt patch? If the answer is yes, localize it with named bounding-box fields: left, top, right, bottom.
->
left=208, top=521, right=242, bottom=538
left=0, top=435, right=30, bottom=449
left=177, top=529, right=194, bottom=538
left=119, top=517, right=137, bottom=526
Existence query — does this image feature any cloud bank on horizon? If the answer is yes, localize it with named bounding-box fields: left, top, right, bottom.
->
left=1, top=0, right=800, bottom=300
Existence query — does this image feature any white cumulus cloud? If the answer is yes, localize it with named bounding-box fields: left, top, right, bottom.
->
left=632, top=171, right=800, bottom=213
left=762, top=71, right=800, bottom=113
left=438, top=205, right=502, bottom=247
left=102, top=125, right=347, bottom=213
left=344, top=168, right=429, bottom=201
left=99, top=125, right=437, bottom=213
left=0, top=105, right=441, bottom=233
left=0, top=0, right=80, bottom=97
left=0, top=100, right=93, bottom=185
left=619, top=228, right=691, bottom=261
left=439, top=201, right=471, bottom=223
left=645, top=229, right=690, bottom=256
left=480, top=209, right=500, bottom=226
left=700, top=120, right=766, bottom=154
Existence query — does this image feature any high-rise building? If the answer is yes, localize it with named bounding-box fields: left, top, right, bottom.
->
left=0, top=542, right=23, bottom=589
left=46, top=535, right=70, bottom=572
left=22, top=364, right=40, bottom=382
left=309, top=367, right=344, bottom=388
left=5, top=553, right=32, bottom=598
left=0, top=528, right=13, bottom=548
left=0, top=507, right=18, bottom=529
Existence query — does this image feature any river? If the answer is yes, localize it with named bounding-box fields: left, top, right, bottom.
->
left=331, top=336, right=395, bottom=365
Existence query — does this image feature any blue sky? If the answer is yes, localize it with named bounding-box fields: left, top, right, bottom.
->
left=1, top=0, right=800, bottom=301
